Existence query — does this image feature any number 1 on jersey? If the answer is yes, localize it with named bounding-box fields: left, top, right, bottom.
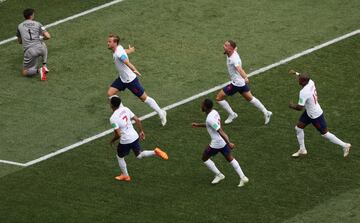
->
left=28, top=29, right=33, bottom=40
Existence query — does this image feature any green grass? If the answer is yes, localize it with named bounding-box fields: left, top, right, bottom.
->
left=0, top=0, right=111, bottom=40
left=0, top=32, right=359, bottom=223
left=0, top=0, right=359, bottom=163
left=0, top=0, right=360, bottom=222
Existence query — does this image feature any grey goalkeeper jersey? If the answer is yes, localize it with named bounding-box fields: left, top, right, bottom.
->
left=17, top=20, right=47, bottom=51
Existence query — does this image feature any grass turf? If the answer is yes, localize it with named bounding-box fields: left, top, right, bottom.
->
left=0, top=33, right=359, bottom=222
left=0, top=0, right=359, bottom=163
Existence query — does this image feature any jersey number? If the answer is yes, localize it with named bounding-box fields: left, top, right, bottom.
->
left=122, top=115, right=129, bottom=129
left=312, top=89, right=318, bottom=104
left=28, top=29, right=33, bottom=40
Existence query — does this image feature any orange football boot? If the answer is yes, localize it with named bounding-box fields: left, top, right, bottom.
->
left=154, top=147, right=169, bottom=160
left=115, top=174, right=131, bottom=181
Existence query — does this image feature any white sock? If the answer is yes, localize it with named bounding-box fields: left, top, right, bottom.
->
left=230, top=159, right=245, bottom=179
left=136, top=150, right=155, bottom=159
left=144, top=97, right=163, bottom=116
left=217, top=100, right=235, bottom=116
left=295, top=126, right=306, bottom=150
left=203, top=159, right=221, bottom=175
left=322, top=132, right=347, bottom=148
left=116, top=155, right=129, bottom=176
left=249, top=97, right=268, bottom=114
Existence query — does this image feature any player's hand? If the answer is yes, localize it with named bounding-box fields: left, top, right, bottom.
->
left=127, top=45, right=135, bottom=54
left=139, top=131, right=145, bottom=140
left=289, top=69, right=299, bottom=75
left=289, top=101, right=295, bottom=108
left=228, top=143, right=235, bottom=149
left=134, top=70, right=142, bottom=77
left=109, top=141, right=116, bottom=148
left=244, top=77, right=249, bottom=83
left=191, top=123, right=199, bottom=128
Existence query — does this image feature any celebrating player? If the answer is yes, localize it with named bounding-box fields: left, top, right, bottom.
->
left=107, top=34, right=167, bottom=126
left=109, top=96, right=169, bottom=181
left=17, top=8, right=50, bottom=80
left=288, top=70, right=351, bottom=157
left=216, top=40, right=272, bottom=124
left=192, top=99, right=249, bottom=187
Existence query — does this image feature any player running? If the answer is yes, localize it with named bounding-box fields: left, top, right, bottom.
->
left=109, top=96, right=169, bottom=181
left=107, top=34, right=167, bottom=126
left=17, top=8, right=50, bottom=80
left=216, top=40, right=272, bottom=124
left=192, top=99, right=249, bottom=187
left=288, top=70, right=351, bottom=157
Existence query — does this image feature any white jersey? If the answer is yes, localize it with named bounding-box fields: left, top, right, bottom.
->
left=113, top=45, right=137, bottom=83
left=298, top=79, right=323, bottom=119
left=206, top=110, right=226, bottom=149
left=110, top=106, right=139, bottom=144
left=226, top=51, right=245, bottom=87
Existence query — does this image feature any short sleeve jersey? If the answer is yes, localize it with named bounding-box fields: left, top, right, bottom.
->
left=206, top=110, right=226, bottom=149
left=113, top=45, right=137, bottom=83
left=110, top=106, right=139, bottom=144
left=298, top=79, right=323, bottom=119
left=17, top=20, right=46, bottom=51
left=226, top=51, right=245, bottom=87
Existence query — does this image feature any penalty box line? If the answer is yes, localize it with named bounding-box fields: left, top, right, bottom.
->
left=1, top=29, right=359, bottom=167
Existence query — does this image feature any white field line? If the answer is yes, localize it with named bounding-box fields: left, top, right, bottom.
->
left=0, top=159, right=26, bottom=167
left=0, top=0, right=125, bottom=46
left=1, top=29, right=359, bottom=167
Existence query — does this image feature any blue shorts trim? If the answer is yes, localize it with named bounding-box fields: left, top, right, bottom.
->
left=117, top=138, right=141, bottom=157
left=203, top=145, right=232, bottom=158
left=299, top=112, right=328, bottom=134
left=223, top=83, right=250, bottom=96
left=111, top=77, right=145, bottom=97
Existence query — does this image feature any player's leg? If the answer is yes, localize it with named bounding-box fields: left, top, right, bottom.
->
left=133, top=139, right=168, bottom=160
left=292, top=112, right=310, bottom=157
left=41, top=43, right=48, bottom=67
left=115, top=143, right=131, bottom=181
left=222, top=146, right=249, bottom=187
left=22, top=48, right=38, bottom=77
left=37, top=45, right=49, bottom=80
left=202, top=146, right=224, bottom=184
left=216, top=85, right=237, bottom=124
left=131, top=78, right=167, bottom=126
left=107, top=78, right=124, bottom=98
left=107, top=87, right=119, bottom=97
left=241, top=86, right=272, bottom=124
left=314, top=115, right=351, bottom=157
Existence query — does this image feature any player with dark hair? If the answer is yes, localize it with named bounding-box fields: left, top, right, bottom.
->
left=192, top=99, right=249, bottom=187
left=288, top=70, right=351, bottom=157
left=109, top=95, right=169, bottom=181
left=216, top=40, right=272, bottom=124
left=17, top=8, right=51, bottom=80
left=107, top=34, right=167, bottom=126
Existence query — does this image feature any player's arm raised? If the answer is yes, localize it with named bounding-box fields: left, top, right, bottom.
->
left=132, top=115, right=145, bottom=140
left=125, top=45, right=135, bottom=54
left=123, top=59, right=142, bottom=77
left=289, top=69, right=300, bottom=76
left=218, top=128, right=235, bottom=149
left=235, top=65, right=249, bottom=83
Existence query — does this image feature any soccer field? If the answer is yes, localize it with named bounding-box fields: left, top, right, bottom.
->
left=0, top=0, right=360, bottom=222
